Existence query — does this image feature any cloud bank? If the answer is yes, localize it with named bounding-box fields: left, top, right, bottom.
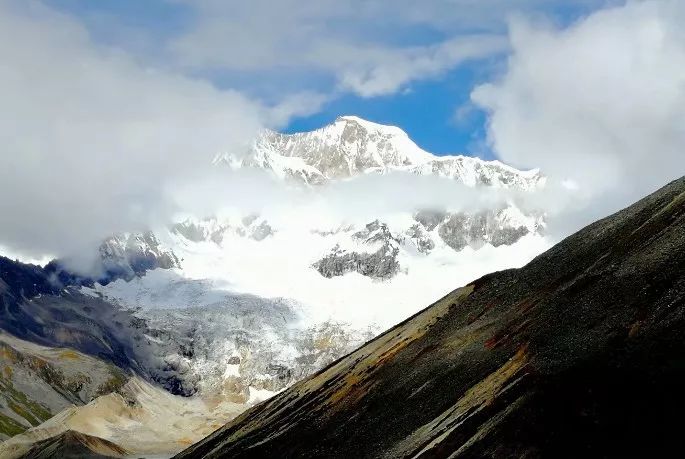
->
left=0, top=2, right=314, bottom=260
left=473, top=0, right=685, bottom=232
left=171, top=168, right=535, bottom=228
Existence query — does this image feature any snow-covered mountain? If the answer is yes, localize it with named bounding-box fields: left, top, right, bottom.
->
left=84, top=116, right=550, bottom=402
left=2, top=117, right=554, bottom=456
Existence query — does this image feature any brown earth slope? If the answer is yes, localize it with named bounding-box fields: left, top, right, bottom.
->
left=0, top=332, right=128, bottom=440
left=176, top=176, right=685, bottom=458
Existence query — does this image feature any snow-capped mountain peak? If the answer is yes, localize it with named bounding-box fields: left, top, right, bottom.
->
left=215, top=116, right=543, bottom=189
left=247, top=115, right=434, bottom=180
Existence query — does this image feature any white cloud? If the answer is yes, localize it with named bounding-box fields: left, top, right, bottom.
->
left=170, top=0, right=597, bottom=97
left=22, top=1, right=619, bottom=102
left=0, top=2, right=309, bottom=260
left=13, top=1, right=619, bottom=104
left=333, top=36, right=507, bottom=97
left=472, top=0, right=685, bottom=232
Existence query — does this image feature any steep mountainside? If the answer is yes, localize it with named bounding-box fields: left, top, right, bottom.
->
left=0, top=255, right=372, bottom=455
left=206, top=116, right=546, bottom=290
left=176, top=177, right=685, bottom=458
left=64, top=117, right=549, bottom=433
left=0, top=332, right=127, bottom=440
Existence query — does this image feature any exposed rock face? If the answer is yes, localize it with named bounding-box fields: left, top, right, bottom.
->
left=437, top=210, right=532, bottom=251
left=171, top=216, right=274, bottom=244
left=49, top=117, right=542, bottom=293
left=209, top=116, right=544, bottom=281
left=413, top=209, right=447, bottom=231
left=99, top=232, right=179, bottom=275
left=245, top=116, right=434, bottom=180
left=0, top=256, right=196, bottom=396
left=351, top=220, right=402, bottom=245
left=313, top=243, right=400, bottom=280
left=313, top=220, right=403, bottom=280
left=437, top=213, right=471, bottom=251
left=137, top=298, right=371, bottom=399
left=293, top=321, right=375, bottom=376
left=1, top=118, right=557, bottom=457
left=1, top=255, right=373, bottom=454
left=168, top=208, right=540, bottom=285
left=249, top=221, right=274, bottom=241
left=171, top=220, right=226, bottom=244
left=404, top=223, right=434, bottom=254
left=175, top=177, right=685, bottom=459
left=409, top=155, right=542, bottom=189
left=238, top=146, right=328, bottom=185
left=312, top=211, right=540, bottom=280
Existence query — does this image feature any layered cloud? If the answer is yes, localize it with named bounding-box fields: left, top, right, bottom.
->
left=473, top=0, right=685, bottom=231
left=167, top=0, right=596, bottom=97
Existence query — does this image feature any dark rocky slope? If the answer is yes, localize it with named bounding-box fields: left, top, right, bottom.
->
left=17, top=430, right=128, bottom=458
left=176, top=176, right=685, bottom=458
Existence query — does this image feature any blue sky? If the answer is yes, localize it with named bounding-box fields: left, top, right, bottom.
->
left=284, top=66, right=494, bottom=157
left=41, top=0, right=610, bottom=157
